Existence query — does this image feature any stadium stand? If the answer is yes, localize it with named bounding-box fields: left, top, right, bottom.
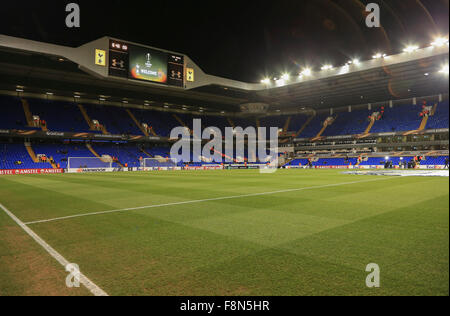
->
left=0, top=94, right=448, bottom=170
left=3, top=95, right=447, bottom=137
left=427, top=101, right=449, bottom=129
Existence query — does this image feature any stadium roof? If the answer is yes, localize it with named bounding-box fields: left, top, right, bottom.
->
left=0, top=35, right=448, bottom=114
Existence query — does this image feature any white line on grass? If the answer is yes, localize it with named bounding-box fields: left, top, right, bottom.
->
left=24, top=177, right=395, bottom=226
left=0, top=203, right=108, bottom=297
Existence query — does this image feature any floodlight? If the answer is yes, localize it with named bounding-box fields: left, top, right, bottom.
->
left=403, top=45, right=419, bottom=53
left=431, top=37, right=449, bottom=47
left=301, top=68, right=312, bottom=76
left=439, top=64, right=449, bottom=75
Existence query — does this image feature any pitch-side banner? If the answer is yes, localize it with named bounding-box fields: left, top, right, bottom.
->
left=0, top=169, right=64, bottom=175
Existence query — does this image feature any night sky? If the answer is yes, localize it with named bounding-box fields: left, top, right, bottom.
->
left=1, top=0, right=448, bottom=83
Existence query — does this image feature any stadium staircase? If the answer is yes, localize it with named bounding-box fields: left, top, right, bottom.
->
left=100, top=125, right=109, bottom=135
left=86, top=143, right=101, bottom=158
left=172, top=114, right=193, bottom=136
left=141, top=149, right=154, bottom=158
left=126, top=109, right=149, bottom=136
left=149, top=127, right=158, bottom=137
left=86, top=143, right=125, bottom=168
left=312, top=116, right=336, bottom=141
left=24, top=142, right=57, bottom=168
left=418, top=116, right=429, bottom=131
left=21, top=99, right=33, bottom=126
left=431, top=103, right=438, bottom=116
left=25, top=142, right=39, bottom=163
left=78, top=104, right=95, bottom=130
left=77, top=104, right=109, bottom=135
left=227, top=118, right=235, bottom=129
left=283, top=116, right=292, bottom=133
left=21, top=99, right=48, bottom=131
left=295, top=115, right=315, bottom=137
left=358, top=117, right=376, bottom=139
left=173, top=114, right=188, bottom=129
left=256, top=119, right=261, bottom=129
left=404, top=103, right=436, bottom=135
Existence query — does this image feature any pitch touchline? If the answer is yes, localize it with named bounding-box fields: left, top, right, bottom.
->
left=0, top=203, right=108, bottom=297
left=24, top=177, right=395, bottom=226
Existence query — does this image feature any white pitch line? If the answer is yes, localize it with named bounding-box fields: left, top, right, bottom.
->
left=24, top=177, right=395, bottom=226
left=0, top=203, right=108, bottom=297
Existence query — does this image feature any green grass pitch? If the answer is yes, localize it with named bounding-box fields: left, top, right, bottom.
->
left=0, top=169, right=448, bottom=296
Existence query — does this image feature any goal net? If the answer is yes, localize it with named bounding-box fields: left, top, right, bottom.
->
left=142, top=157, right=178, bottom=170
left=67, top=157, right=113, bottom=172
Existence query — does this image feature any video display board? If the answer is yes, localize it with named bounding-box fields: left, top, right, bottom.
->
left=129, top=45, right=168, bottom=84
left=108, top=40, right=184, bottom=87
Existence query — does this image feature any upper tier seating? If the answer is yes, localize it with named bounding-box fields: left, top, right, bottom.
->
left=1, top=95, right=448, bottom=137
left=323, top=109, right=371, bottom=136
left=0, top=96, right=29, bottom=130
left=369, top=103, right=423, bottom=133
left=26, top=98, right=92, bottom=133
left=427, top=101, right=449, bottom=130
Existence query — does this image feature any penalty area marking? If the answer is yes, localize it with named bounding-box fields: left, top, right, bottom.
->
left=0, top=203, right=108, bottom=296
left=24, top=176, right=396, bottom=226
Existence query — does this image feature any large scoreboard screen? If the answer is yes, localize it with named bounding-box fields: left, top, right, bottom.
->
left=108, top=40, right=184, bottom=87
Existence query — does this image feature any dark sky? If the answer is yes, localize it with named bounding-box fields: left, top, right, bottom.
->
left=1, top=0, right=448, bottom=83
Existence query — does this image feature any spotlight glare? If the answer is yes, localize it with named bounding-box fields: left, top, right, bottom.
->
left=431, top=37, right=449, bottom=47
left=373, top=53, right=387, bottom=59
left=281, top=73, right=290, bottom=81
left=439, top=64, right=449, bottom=75
left=301, top=68, right=312, bottom=76
left=352, top=59, right=360, bottom=65
left=321, top=65, right=333, bottom=71
left=261, top=78, right=271, bottom=84
left=403, top=45, right=419, bottom=53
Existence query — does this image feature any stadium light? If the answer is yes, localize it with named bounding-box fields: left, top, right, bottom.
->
left=281, top=73, right=290, bottom=81
left=300, top=68, right=312, bottom=76
left=431, top=37, right=449, bottom=47
left=321, top=65, right=333, bottom=71
left=403, top=45, right=419, bottom=53
left=16, top=88, right=24, bottom=92
left=372, top=53, right=386, bottom=59
left=46, top=92, right=54, bottom=96
left=439, top=64, right=449, bottom=75
left=261, top=78, right=271, bottom=85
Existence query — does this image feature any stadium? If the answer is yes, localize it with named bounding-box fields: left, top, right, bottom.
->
left=0, top=1, right=448, bottom=299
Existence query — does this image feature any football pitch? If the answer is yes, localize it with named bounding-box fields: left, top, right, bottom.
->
left=0, top=169, right=448, bottom=296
